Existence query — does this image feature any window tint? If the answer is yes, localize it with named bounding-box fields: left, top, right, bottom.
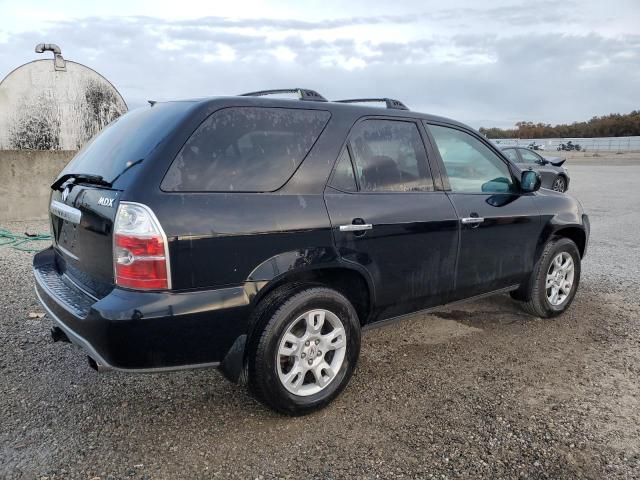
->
left=519, top=148, right=542, bottom=164
left=428, top=124, right=515, bottom=194
left=349, top=120, right=433, bottom=192
left=61, top=102, right=193, bottom=185
left=329, top=148, right=357, bottom=191
left=162, top=107, right=330, bottom=192
left=502, top=148, right=519, bottom=163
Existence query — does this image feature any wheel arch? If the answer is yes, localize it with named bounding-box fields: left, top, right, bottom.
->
left=248, top=263, right=375, bottom=327
left=221, top=250, right=375, bottom=383
left=536, top=224, right=587, bottom=262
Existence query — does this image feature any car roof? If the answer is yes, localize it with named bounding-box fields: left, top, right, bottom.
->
left=155, top=95, right=474, bottom=132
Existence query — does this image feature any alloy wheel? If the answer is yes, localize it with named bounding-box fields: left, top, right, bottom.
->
left=552, top=177, right=566, bottom=192
left=546, top=252, right=574, bottom=306
left=276, top=309, right=347, bottom=396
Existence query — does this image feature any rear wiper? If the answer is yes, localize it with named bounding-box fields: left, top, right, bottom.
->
left=51, top=173, right=111, bottom=191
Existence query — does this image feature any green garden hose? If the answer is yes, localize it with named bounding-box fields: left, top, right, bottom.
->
left=0, top=228, right=51, bottom=253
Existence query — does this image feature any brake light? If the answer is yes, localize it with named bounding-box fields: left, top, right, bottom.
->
left=113, top=202, right=171, bottom=290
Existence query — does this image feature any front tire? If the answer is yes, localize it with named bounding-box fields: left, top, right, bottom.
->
left=248, top=287, right=361, bottom=415
left=513, top=237, right=581, bottom=318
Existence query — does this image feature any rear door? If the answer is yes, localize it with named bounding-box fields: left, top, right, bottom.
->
left=425, top=123, right=542, bottom=300
left=324, top=117, right=459, bottom=319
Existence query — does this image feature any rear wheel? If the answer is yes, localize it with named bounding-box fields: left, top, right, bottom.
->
left=512, top=237, right=581, bottom=318
left=248, top=287, right=361, bottom=415
left=552, top=175, right=567, bottom=192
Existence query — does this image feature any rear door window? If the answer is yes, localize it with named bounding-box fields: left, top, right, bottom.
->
left=347, top=119, right=434, bottom=192
left=162, top=107, right=330, bottom=192
left=329, top=148, right=357, bottom=192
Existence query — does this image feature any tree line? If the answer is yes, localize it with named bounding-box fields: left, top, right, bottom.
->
left=479, top=110, right=640, bottom=139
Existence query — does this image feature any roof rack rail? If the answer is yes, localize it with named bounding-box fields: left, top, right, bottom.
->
left=334, top=98, right=409, bottom=110
left=239, top=88, right=328, bottom=102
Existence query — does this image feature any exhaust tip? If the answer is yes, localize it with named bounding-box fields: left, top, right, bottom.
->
left=87, top=356, right=110, bottom=373
left=51, top=326, right=71, bottom=343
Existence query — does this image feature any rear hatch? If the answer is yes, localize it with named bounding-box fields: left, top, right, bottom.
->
left=50, top=184, right=120, bottom=298
left=48, top=101, right=193, bottom=297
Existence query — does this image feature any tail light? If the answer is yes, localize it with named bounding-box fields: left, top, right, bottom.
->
left=113, top=202, right=171, bottom=290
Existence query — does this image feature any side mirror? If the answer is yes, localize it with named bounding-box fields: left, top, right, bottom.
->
left=521, top=170, right=541, bottom=192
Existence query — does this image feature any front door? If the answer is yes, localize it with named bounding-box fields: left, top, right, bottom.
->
left=324, top=118, right=459, bottom=320
left=425, top=123, right=543, bottom=300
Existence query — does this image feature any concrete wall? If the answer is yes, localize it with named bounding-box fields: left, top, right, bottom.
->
left=0, top=150, right=74, bottom=221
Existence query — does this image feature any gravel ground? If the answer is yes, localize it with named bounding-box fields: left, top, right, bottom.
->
left=1, top=163, right=639, bottom=479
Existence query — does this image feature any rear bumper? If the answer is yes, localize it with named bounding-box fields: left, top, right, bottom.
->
left=33, top=247, right=252, bottom=372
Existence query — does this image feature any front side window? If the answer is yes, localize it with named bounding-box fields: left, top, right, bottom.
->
left=162, top=107, right=330, bottom=192
left=502, top=148, right=519, bottom=163
left=428, top=124, right=515, bottom=194
left=348, top=119, right=433, bottom=192
left=519, top=148, right=542, bottom=164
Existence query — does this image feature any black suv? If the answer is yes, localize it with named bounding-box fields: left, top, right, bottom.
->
left=34, top=89, right=590, bottom=414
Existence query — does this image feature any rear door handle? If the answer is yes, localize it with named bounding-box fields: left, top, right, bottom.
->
left=339, top=224, right=373, bottom=232
left=461, top=217, right=484, bottom=225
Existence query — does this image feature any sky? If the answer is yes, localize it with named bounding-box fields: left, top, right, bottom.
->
left=0, top=0, right=638, bottom=128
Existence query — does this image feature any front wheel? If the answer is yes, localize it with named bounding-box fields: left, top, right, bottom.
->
left=552, top=175, right=567, bottom=192
left=248, top=287, right=361, bottom=415
left=513, top=237, right=581, bottom=318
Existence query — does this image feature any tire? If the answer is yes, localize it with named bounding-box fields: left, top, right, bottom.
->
left=551, top=175, right=567, bottom=192
left=247, top=287, right=361, bottom=415
left=512, top=237, right=581, bottom=318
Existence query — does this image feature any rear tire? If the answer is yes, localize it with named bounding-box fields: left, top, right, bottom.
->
left=248, top=287, right=361, bottom=415
left=512, top=237, right=581, bottom=318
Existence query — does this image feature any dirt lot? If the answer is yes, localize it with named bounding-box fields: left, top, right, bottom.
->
left=1, top=159, right=639, bottom=479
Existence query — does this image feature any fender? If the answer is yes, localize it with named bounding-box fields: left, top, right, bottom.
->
left=533, top=190, right=589, bottom=264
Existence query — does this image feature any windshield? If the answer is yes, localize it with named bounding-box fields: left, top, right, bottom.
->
left=59, top=102, right=194, bottom=185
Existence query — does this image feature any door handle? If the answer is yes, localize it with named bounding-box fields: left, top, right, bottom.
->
left=339, top=223, right=373, bottom=232
left=461, top=217, right=484, bottom=225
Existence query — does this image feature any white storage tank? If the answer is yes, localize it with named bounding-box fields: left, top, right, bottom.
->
left=0, top=44, right=127, bottom=150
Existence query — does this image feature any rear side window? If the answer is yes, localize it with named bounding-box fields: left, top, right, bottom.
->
left=348, top=119, right=433, bottom=192
left=162, top=107, right=330, bottom=192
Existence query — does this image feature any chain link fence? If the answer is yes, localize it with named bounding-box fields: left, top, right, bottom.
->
left=490, top=136, right=640, bottom=153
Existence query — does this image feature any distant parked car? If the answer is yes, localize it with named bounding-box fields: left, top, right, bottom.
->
left=502, top=147, right=570, bottom=192
left=527, top=141, right=545, bottom=151
left=557, top=141, right=582, bottom=152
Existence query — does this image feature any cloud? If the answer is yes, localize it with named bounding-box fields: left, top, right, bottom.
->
left=1, top=5, right=639, bottom=128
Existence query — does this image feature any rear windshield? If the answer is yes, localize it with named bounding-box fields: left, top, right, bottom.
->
left=59, top=102, right=193, bottom=185
left=161, top=107, right=330, bottom=192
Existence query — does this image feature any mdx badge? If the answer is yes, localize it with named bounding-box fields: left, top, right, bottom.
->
left=98, top=197, right=114, bottom=207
